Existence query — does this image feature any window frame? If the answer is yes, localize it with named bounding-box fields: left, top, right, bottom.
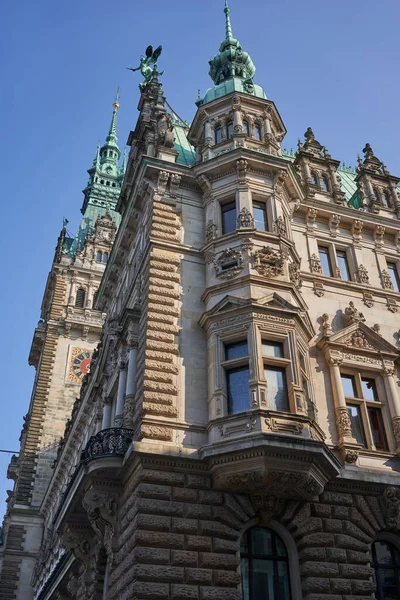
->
left=317, top=243, right=353, bottom=281
left=214, top=124, right=223, bottom=145
left=321, top=174, right=330, bottom=193
left=261, top=338, right=291, bottom=413
left=341, top=371, right=389, bottom=452
left=386, top=260, right=400, bottom=292
left=222, top=339, right=250, bottom=415
left=253, top=123, right=262, bottom=141
left=383, top=190, right=393, bottom=209
left=253, top=200, right=268, bottom=232
left=75, top=287, right=86, bottom=309
left=372, top=538, right=400, bottom=600
left=221, top=201, right=237, bottom=235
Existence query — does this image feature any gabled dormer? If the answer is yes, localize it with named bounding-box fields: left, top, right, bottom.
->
left=294, top=127, right=346, bottom=205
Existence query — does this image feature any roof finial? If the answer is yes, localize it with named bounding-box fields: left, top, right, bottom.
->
left=106, top=87, right=120, bottom=145
left=92, top=141, right=101, bottom=166
left=113, top=86, right=120, bottom=109
left=224, top=0, right=233, bottom=42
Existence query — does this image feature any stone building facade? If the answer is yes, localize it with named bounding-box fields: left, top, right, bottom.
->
left=0, top=97, right=125, bottom=599
left=3, top=3, right=400, bottom=600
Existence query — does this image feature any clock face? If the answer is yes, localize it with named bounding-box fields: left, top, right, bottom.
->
left=69, top=348, right=92, bottom=383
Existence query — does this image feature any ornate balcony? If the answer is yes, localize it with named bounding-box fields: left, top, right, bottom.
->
left=81, top=428, right=134, bottom=462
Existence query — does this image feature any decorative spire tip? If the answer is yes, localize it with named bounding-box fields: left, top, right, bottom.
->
left=113, top=86, right=120, bottom=109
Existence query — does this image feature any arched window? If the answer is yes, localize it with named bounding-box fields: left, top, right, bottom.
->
left=240, top=527, right=291, bottom=600
left=321, top=174, right=330, bottom=192
left=75, top=288, right=86, bottom=308
left=103, top=252, right=109, bottom=263
left=215, top=125, right=223, bottom=144
left=374, top=187, right=381, bottom=202
left=372, top=540, right=400, bottom=599
left=311, top=172, right=318, bottom=186
left=96, top=251, right=102, bottom=263
left=254, top=123, right=262, bottom=141
left=226, top=121, right=234, bottom=139
left=383, top=191, right=392, bottom=208
left=242, top=120, right=249, bottom=135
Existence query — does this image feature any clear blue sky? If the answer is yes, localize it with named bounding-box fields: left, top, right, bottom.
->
left=1, top=0, right=400, bottom=513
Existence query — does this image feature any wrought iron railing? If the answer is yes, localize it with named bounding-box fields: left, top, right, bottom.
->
left=81, top=428, right=134, bottom=462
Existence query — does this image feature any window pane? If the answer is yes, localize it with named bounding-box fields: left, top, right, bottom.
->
left=225, top=341, right=248, bottom=360
left=215, top=127, right=223, bottom=144
left=275, top=537, right=288, bottom=558
left=253, top=202, right=267, bottom=231
left=221, top=202, right=236, bottom=234
left=383, top=192, right=392, bottom=208
left=262, top=341, right=284, bottom=358
left=361, top=378, right=378, bottom=401
left=251, top=528, right=273, bottom=556
left=227, top=367, right=250, bottom=414
left=240, top=558, right=250, bottom=600
left=321, top=176, right=330, bottom=192
left=252, top=559, right=274, bottom=600
left=387, top=263, right=400, bottom=292
left=243, top=121, right=249, bottom=135
left=347, top=404, right=366, bottom=446
left=368, top=408, right=388, bottom=451
left=318, top=246, right=333, bottom=277
left=375, top=541, right=393, bottom=566
left=341, top=374, right=357, bottom=398
left=337, top=250, right=351, bottom=281
left=265, top=367, right=288, bottom=412
left=227, top=121, right=233, bottom=138
left=311, top=172, right=318, bottom=185
left=254, top=125, right=262, bottom=141
left=96, top=251, right=102, bottom=262
left=277, top=561, right=291, bottom=600
left=377, top=568, right=398, bottom=599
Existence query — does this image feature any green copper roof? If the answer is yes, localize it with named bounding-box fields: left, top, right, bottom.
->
left=203, top=77, right=266, bottom=105
left=173, top=119, right=196, bottom=167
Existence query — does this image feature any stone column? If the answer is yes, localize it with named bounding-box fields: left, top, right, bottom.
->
left=328, top=357, right=357, bottom=445
left=125, top=342, right=138, bottom=400
left=101, top=397, right=113, bottom=430
left=248, top=323, right=265, bottom=408
left=69, top=277, right=78, bottom=305
left=114, top=349, right=128, bottom=427
left=383, top=367, right=400, bottom=453
left=233, top=108, right=243, bottom=133
left=262, top=108, right=272, bottom=141
left=204, top=120, right=213, bottom=145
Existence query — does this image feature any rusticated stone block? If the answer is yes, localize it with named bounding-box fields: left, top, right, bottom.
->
left=172, top=518, right=199, bottom=534
left=185, top=504, right=211, bottom=519
left=303, top=577, right=331, bottom=593
left=138, top=497, right=185, bottom=517
left=173, top=487, right=198, bottom=503
left=171, top=550, right=198, bottom=567
left=312, top=503, right=331, bottom=518
left=133, top=547, right=170, bottom=565
left=212, top=506, right=243, bottom=530
left=348, top=507, right=375, bottom=537
left=305, top=596, right=341, bottom=600
left=351, top=579, right=376, bottom=594
left=323, top=518, right=343, bottom=533
left=295, top=517, right=323, bottom=536
left=223, top=494, right=249, bottom=523
left=131, top=581, right=169, bottom=599
left=186, top=535, right=212, bottom=551
left=299, top=547, right=327, bottom=562
left=346, top=550, right=369, bottom=564
left=213, top=570, right=241, bottom=586
left=199, top=552, right=238, bottom=570
left=137, top=483, right=171, bottom=500
left=339, top=564, right=372, bottom=579
left=133, top=564, right=184, bottom=583
left=334, top=534, right=367, bottom=551
left=136, top=514, right=171, bottom=531
left=342, top=596, right=372, bottom=600
left=200, top=588, right=241, bottom=600
left=186, top=475, right=211, bottom=489
left=213, top=538, right=238, bottom=554
left=185, top=568, right=213, bottom=585
left=301, top=562, right=339, bottom=577
left=326, top=548, right=346, bottom=562
left=342, top=521, right=371, bottom=544
left=198, top=520, right=236, bottom=539
left=171, top=584, right=199, bottom=599
left=331, top=505, right=349, bottom=519
left=199, top=490, right=223, bottom=505
left=291, top=503, right=311, bottom=528
left=298, top=533, right=335, bottom=549
left=134, top=530, right=184, bottom=549
left=330, top=578, right=351, bottom=594
left=321, top=491, right=353, bottom=506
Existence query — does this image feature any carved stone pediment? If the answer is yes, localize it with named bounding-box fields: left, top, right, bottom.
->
left=206, top=295, right=251, bottom=317
left=326, top=321, right=399, bottom=358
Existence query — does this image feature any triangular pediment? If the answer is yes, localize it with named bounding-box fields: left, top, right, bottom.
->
left=328, top=322, right=399, bottom=357
left=207, top=295, right=251, bottom=316
left=256, top=292, right=300, bottom=312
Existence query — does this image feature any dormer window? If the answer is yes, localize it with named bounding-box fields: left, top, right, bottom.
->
left=254, top=123, right=262, bottom=141
left=215, top=125, right=223, bottom=144
left=242, top=120, right=249, bottom=135
left=321, top=175, right=330, bottom=192
left=311, top=172, right=318, bottom=186
left=226, top=121, right=234, bottom=139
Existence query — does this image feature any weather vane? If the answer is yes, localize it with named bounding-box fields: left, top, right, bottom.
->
left=127, top=45, right=163, bottom=90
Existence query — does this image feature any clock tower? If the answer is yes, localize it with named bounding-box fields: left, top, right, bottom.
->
left=0, top=95, right=125, bottom=600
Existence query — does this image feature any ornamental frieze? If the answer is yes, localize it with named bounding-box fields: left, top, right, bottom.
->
left=253, top=246, right=284, bottom=277
left=214, top=247, right=243, bottom=279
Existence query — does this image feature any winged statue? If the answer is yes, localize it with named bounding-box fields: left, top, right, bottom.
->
left=127, top=45, right=164, bottom=88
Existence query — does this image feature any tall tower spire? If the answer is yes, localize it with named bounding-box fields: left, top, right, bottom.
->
left=105, top=87, right=120, bottom=147
left=224, top=0, right=233, bottom=42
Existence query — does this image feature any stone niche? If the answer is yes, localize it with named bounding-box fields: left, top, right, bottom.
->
left=201, top=432, right=341, bottom=501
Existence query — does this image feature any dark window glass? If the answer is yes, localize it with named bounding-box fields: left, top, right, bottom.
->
left=215, top=126, right=223, bottom=144
left=225, top=341, right=248, bottom=361
left=221, top=202, right=236, bottom=234
left=227, top=367, right=250, bottom=414
left=318, top=246, right=333, bottom=277
left=341, top=374, right=358, bottom=398
left=262, top=341, right=284, bottom=358
left=254, top=124, right=262, bottom=141
left=265, top=367, right=288, bottom=411
left=361, top=378, right=378, bottom=401
left=311, top=172, right=318, bottom=186
left=337, top=250, right=351, bottom=281
left=96, top=251, right=102, bottom=262
left=243, top=121, right=249, bottom=135
left=387, top=263, right=400, bottom=292
left=75, top=288, right=86, bottom=308
left=347, top=404, right=366, bottom=447
left=103, top=252, right=109, bottom=264
left=368, top=408, right=388, bottom=451
left=321, top=175, right=330, bottom=192
left=383, top=191, right=392, bottom=209
left=372, top=541, right=400, bottom=600
left=253, top=202, right=267, bottom=231
left=226, top=121, right=234, bottom=138
left=240, top=527, right=291, bottom=600
left=374, top=188, right=380, bottom=202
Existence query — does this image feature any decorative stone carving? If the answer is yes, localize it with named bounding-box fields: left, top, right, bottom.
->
left=310, top=253, right=323, bottom=274
left=335, top=406, right=352, bottom=438
left=157, top=170, right=169, bottom=195
left=374, top=224, right=385, bottom=246
left=214, top=248, right=243, bottom=279
left=241, top=238, right=253, bottom=253
left=205, top=220, right=218, bottom=243
left=322, top=313, right=332, bottom=336
left=357, top=264, right=369, bottom=284
left=387, top=297, right=398, bottom=313
left=329, top=214, right=341, bottom=237
left=237, top=207, right=254, bottom=228
left=227, top=472, right=263, bottom=488
left=392, top=417, right=400, bottom=450
left=363, top=291, right=374, bottom=308
left=61, top=528, right=92, bottom=570
left=251, top=494, right=284, bottom=523
left=273, top=216, right=287, bottom=237
left=83, top=489, right=118, bottom=556
left=342, top=330, right=374, bottom=350
left=372, top=324, right=381, bottom=335
left=345, top=450, right=359, bottom=464
left=381, top=487, right=400, bottom=530
left=236, top=158, right=248, bottom=183
left=289, top=262, right=301, bottom=288
left=313, top=281, right=324, bottom=297
left=169, top=173, right=181, bottom=197
left=352, top=219, right=363, bottom=242
left=306, top=207, right=318, bottom=230
left=253, top=246, right=284, bottom=277
left=382, top=269, right=394, bottom=290
left=345, top=301, right=365, bottom=325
